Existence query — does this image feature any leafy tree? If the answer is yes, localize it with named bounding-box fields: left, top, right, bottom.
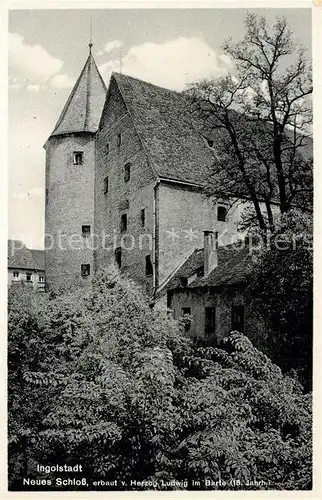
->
left=8, top=267, right=312, bottom=490
left=247, top=210, right=313, bottom=391
left=187, top=12, right=312, bottom=231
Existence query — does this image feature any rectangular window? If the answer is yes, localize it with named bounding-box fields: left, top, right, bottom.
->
left=38, top=276, right=45, bottom=283
left=232, top=305, right=244, bottom=332
left=182, top=307, right=191, bottom=332
left=120, top=214, right=127, bottom=232
left=73, top=151, right=83, bottom=165
left=81, top=264, right=90, bottom=277
left=124, top=162, right=131, bottom=182
left=104, top=176, right=109, bottom=194
left=82, top=225, right=91, bottom=237
left=115, top=247, right=122, bottom=268
left=117, top=133, right=122, bottom=147
left=13, top=272, right=19, bottom=279
left=217, top=206, right=227, bottom=222
left=140, top=208, right=145, bottom=228
left=26, top=273, right=32, bottom=282
left=205, top=306, right=216, bottom=334
left=145, top=255, right=153, bottom=276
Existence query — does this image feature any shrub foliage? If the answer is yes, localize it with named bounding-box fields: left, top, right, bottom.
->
left=8, top=267, right=312, bottom=490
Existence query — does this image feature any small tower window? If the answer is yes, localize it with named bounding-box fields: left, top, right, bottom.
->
left=81, top=264, right=90, bottom=277
left=82, top=225, right=91, bottom=237
left=120, top=214, right=127, bottom=232
left=26, top=273, right=32, bottom=282
left=140, top=208, right=146, bottom=228
left=115, top=247, right=122, bottom=268
left=117, top=133, right=122, bottom=147
left=73, top=151, right=83, bottom=165
left=13, top=272, right=19, bottom=280
left=217, top=206, right=227, bottom=222
left=124, top=162, right=131, bottom=182
left=145, top=255, right=153, bottom=276
left=104, top=176, right=109, bottom=194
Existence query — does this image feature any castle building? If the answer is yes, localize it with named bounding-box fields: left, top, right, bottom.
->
left=44, top=47, right=283, bottom=298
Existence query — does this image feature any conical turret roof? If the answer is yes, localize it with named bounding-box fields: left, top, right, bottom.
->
left=50, top=52, right=107, bottom=137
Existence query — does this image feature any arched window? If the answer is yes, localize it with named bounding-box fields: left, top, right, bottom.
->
left=73, top=151, right=83, bottom=165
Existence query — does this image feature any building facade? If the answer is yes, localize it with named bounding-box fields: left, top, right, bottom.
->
left=8, top=240, right=45, bottom=292
left=165, top=233, right=264, bottom=345
left=45, top=48, right=296, bottom=299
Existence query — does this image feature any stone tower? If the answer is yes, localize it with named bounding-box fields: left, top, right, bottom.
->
left=44, top=46, right=106, bottom=291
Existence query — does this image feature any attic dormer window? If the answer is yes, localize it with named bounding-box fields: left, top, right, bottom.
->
left=206, top=138, right=214, bottom=148
left=73, top=151, right=83, bottom=165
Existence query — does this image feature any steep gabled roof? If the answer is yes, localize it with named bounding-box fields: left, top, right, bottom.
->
left=111, top=73, right=312, bottom=201
left=50, top=52, right=107, bottom=138
left=166, top=242, right=253, bottom=293
left=8, top=240, right=45, bottom=271
left=112, top=73, right=214, bottom=185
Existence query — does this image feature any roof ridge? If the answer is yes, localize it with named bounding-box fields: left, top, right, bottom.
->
left=111, top=73, right=159, bottom=181
left=52, top=55, right=91, bottom=135
left=110, top=72, right=215, bottom=185
left=84, top=53, right=92, bottom=130
left=49, top=53, right=107, bottom=139
left=92, top=54, right=107, bottom=92
left=156, top=246, right=200, bottom=295
left=112, top=72, right=184, bottom=97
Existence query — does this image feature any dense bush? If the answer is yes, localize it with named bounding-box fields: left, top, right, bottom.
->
left=8, top=267, right=312, bottom=490
left=248, top=211, right=313, bottom=391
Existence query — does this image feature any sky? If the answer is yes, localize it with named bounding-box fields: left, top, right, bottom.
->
left=8, top=7, right=312, bottom=249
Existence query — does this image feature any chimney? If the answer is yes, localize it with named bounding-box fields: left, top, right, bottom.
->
left=204, top=230, right=218, bottom=276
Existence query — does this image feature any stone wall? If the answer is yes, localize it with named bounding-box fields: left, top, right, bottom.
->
left=157, top=182, right=280, bottom=290
left=45, top=133, right=95, bottom=291
left=156, top=182, right=242, bottom=289
left=168, top=285, right=264, bottom=346
left=94, top=78, right=157, bottom=295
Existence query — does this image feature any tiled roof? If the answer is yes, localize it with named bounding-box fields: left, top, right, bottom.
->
left=112, top=73, right=214, bottom=185
left=50, top=53, right=107, bottom=137
left=8, top=240, right=44, bottom=271
left=112, top=73, right=312, bottom=197
left=30, top=249, right=45, bottom=271
left=166, top=242, right=253, bottom=292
